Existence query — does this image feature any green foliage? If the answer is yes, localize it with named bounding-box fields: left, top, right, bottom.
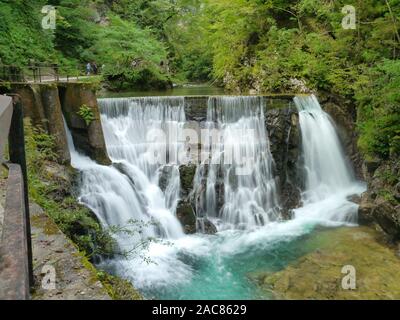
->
left=355, top=60, right=400, bottom=159
left=77, top=104, right=95, bottom=126
left=93, top=15, right=172, bottom=90
left=49, top=0, right=97, bottom=61
left=0, top=0, right=57, bottom=65
left=3, top=0, right=400, bottom=161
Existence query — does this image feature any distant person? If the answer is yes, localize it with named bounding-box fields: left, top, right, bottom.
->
left=92, top=62, right=98, bottom=75
left=86, top=62, right=92, bottom=76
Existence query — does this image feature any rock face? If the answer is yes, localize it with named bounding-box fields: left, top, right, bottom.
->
left=358, top=160, right=400, bottom=240
left=177, top=97, right=303, bottom=231
left=30, top=200, right=111, bottom=300
left=176, top=164, right=219, bottom=234
left=176, top=200, right=197, bottom=234
left=317, top=94, right=400, bottom=240
left=14, top=84, right=48, bottom=130
left=59, top=83, right=111, bottom=165
left=265, top=104, right=302, bottom=218
left=176, top=165, right=217, bottom=234
left=319, top=93, right=363, bottom=179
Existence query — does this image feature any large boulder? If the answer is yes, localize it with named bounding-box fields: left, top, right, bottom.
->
left=358, top=160, right=400, bottom=240
left=372, top=200, right=400, bottom=239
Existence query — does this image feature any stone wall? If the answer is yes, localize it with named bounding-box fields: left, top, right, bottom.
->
left=10, top=84, right=70, bottom=164
left=7, top=83, right=110, bottom=165
left=59, top=83, right=110, bottom=165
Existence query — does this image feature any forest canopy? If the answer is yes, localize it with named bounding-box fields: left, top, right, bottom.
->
left=0, top=0, right=399, bottom=158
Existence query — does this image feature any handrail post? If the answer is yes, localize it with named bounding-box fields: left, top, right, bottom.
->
left=7, top=95, right=34, bottom=288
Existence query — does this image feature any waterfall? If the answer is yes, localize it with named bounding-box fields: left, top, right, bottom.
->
left=293, top=95, right=365, bottom=224
left=99, top=97, right=186, bottom=215
left=194, top=96, right=281, bottom=231
left=64, top=97, right=186, bottom=251
left=63, top=94, right=367, bottom=299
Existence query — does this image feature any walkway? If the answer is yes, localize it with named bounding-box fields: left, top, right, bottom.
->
left=30, top=202, right=110, bottom=300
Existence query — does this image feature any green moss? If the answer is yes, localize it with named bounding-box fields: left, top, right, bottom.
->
left=31, top=215, right=59, bottom=236
left=97, top=271, right=143, bottom=300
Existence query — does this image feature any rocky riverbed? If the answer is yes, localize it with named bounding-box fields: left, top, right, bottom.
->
left=252, top=226, right=400, bottom=300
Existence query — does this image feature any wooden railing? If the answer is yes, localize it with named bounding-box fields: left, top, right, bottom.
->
left=0, top=63, right=101, bottom=84
left=0, top=95, right=33, bottom=300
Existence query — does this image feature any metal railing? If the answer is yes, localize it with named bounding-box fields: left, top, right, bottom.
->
left=0, top=63, right=101, bottom=83
left=0, top=95, right=33, bottom=300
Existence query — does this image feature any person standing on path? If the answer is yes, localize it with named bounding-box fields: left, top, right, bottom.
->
left=86, top=62, right=92, bottom=76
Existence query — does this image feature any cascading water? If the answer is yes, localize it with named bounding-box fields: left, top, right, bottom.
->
left=64, top=97, right=188, bottom=262
left=97, top=97, right=187, bottom=239
left=194, top=96, right=281, bottom=231
left=65, top=94, right=365, bottom=300
left=293, top=95, right=366, bottom=224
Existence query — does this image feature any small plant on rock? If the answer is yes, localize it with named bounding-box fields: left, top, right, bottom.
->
left=77, top=104, right=95, bottom=126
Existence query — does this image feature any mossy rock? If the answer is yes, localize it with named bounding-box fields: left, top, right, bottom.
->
left=97, top=272, right=143, bottom=300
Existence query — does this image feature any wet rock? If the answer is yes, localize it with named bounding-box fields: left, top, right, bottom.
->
left=365, top=159, right=381, bottom=175
left=372, top=200, right=400, bottom=240
left=197, top=218, right=217, bottom=235
left=184, top=97, right=208, bottom=122
left=42, top=161, right=74, bottom=200
left=358, top=193, right=375, bottom=225
left=158, top=166, right=173, bottom=192
left=179, top=164, right=197, bottom=197
left=265, top=105, right=301, bottom=216
left=348, top=194, right=361, bottom=204
left=320, top=96, right=363, bottom=179
left=176, top=200, right=196, bottom=234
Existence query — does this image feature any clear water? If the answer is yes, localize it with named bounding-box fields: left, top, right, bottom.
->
left=65, top=94, right=366, bottom=300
